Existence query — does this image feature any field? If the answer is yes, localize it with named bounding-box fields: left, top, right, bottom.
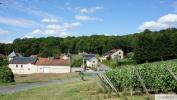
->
left=0, top=77, right=154, bottom=100
left=106, top=59, right=177, bottom=93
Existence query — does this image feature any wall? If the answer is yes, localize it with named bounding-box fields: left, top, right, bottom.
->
left=37, top=65, right=70, bottom=73
left=9, top=64, right=37, bottom=74
left=111, top=50, right=124, bottom=59
left=9, top=64, right=71, bottom=74
left=86, top=58, right=98, bottom=67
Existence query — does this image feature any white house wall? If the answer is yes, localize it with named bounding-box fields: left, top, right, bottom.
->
left=9, top=64, right=70, bottom=74
left=86, top=58, right=98, bottom=67
left=111, top=50, right=124, bottom=59
left=9, top=64, right=38, bottom=74
left=37, top=65, right=70, bottom=73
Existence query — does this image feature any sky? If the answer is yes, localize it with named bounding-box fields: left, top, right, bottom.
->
left=0, top=0, right=177, bottom=43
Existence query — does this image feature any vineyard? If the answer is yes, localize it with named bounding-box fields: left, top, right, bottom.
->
left=106, top=59, right=177, bottom=94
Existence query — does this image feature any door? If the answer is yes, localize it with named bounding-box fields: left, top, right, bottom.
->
left=43, top=68, right=49, bottom=73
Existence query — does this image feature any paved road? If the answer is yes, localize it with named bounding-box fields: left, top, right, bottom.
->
left=99, top=63, right=112, bottom=72
left=0, top=78, right=81, bottom=94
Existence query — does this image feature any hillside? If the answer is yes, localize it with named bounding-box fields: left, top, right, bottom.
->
left=106, top=59, right=177, bottom=93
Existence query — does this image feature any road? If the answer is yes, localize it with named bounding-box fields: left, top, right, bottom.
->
left=0, top=64, right=109, bottom=94
left=99, top=63, right=112, bottom=72
left=0, top=77, right=81, bottom=94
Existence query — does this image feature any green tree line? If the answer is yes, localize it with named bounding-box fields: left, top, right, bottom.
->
left=1, top=28, right=177, bottom=63
left=134, top=28, right=177, bottom=63
left=0, top=35, right=135, bottom=57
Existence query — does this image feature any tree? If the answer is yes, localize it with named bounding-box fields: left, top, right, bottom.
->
left=0, top=66, right=15, bottom=83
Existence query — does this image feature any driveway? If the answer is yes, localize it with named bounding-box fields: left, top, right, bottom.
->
left=0, top=77, right=81, bottom=94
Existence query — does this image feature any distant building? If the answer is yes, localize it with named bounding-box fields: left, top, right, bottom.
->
left=8, top=51, right=70, bottom=74
left=83, top=54, right=98, bottom=68
left=0, top=54, right=5, bottom=59
left=8, top=51, right=23, bottom=61
left=101, top=49, right=124, bottom=62
left=35, top=57, right=70, bottom=73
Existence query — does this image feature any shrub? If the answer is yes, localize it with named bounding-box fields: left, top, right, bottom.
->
left=71, top=55, right=83, bottom=67
left=0, top=66, right=15, bottom=83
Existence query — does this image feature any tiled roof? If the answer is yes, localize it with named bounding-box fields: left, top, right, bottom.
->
left=83, top=54, right=96, bottom=60
left=103, top=49, right=122, bottom=56
left=9, top=57, right=37, bottom=64
left=35, top=58, right=69, bottom=66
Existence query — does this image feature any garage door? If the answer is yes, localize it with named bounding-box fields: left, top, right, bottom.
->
left=43, top=68, right=49, bottom=73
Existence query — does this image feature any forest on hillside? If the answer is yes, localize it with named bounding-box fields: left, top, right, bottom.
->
left=0, top=34, right=136, bottom=57
left=1, top=28, right=177, bottom=63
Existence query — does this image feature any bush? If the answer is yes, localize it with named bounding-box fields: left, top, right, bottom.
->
left=106, top=61, right=177, bottom=93
left=0, top=66, right=15, bottom=83
left=0, top=57, right=8, bottom=66
left=71, top=55, right=83, bottom=67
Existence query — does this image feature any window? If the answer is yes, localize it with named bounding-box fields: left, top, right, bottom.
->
left=93, top=61, right=95, bottom=63
left=119, top=52, right=121, bottom=54
left=28, top=68, right=30, bottom=71
left=16, top=65, right=18, bottom=68
left=21, top=65, right=23, bottom=68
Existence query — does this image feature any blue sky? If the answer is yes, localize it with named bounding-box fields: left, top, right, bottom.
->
left=0, top=0, right=177, bottom=43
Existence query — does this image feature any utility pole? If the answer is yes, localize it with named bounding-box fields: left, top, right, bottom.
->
left=68, top=49, right=72, bottom=72
left=83, top=57, right=85, bottom=71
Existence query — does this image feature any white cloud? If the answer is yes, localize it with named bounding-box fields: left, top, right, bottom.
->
left=0, top=29, right=10, bottom=35
left=80, top=6, right=104, bottom=14
left=23, top=35, right=33, bottom=38
left=0, top=16, right=42, bottom=28
left=46, top=22, right=81, bottom=31
left=75, top=15, right=96, bottom=21
left=3, top=40, right=13, bottom=44
left=41, top=18, right=58, bottom=23
left=26, top=22, right=81, bottom=37
left=4, top=1, right=59, bottom=19
left=139, top=14, right=177, bottom=31
left=27, top=29, right=70, bottom=37
left=30, top=29, right=43, bottom=35
left=46, top=25, right=62, bottom=30
left=158, top=14, right=177, bottom=24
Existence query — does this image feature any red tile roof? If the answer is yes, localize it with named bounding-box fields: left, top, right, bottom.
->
left=35, top=58, right=70, bottom=66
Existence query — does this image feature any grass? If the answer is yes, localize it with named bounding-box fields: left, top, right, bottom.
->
left=103, top=58, right=135, bottom=68
left=0, top=77, right=155, bottom=100
left=0, top=73, right=79, bottom=86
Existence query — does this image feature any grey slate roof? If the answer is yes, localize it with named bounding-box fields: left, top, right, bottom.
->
left=8, top=51, right=16, bottom=58
left=9, top=57, right=37, bottom=64
left=83, top=54, right=96, bottom=60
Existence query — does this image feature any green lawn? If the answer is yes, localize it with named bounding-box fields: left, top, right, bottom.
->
left=0, top=78, right=154, bottom=100
left=0, top=73, right=79, bottom=86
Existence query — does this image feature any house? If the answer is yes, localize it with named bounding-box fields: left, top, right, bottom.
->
left=83, top=54, right=98, bottom=67
left=9, top=57, right=38, bottom=74
left=8, top=51, right=71, bottom=74
left=101, top=49, right=124, bottom=61
left=35, top=57, right=70, bottom=73
left=8, top=51, right=23, bottom=61
left=0, top=54, right=5, bottom=59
